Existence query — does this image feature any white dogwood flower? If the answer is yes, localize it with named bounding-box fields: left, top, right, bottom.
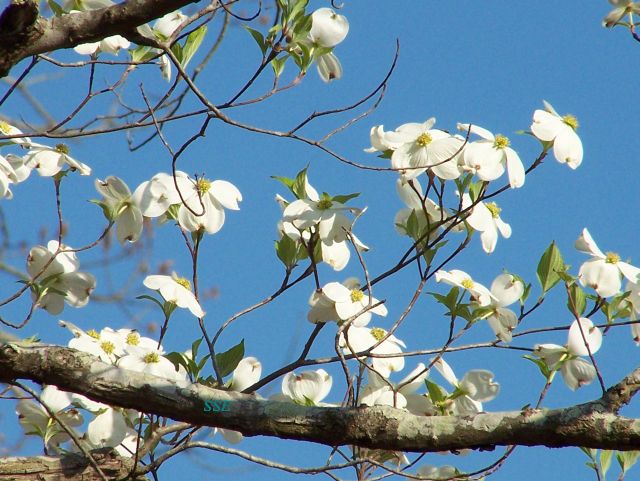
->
left=433, top=358, right=499, bottom=415
left=229, top=357, right=262, bottom=392
left=457, top=123, right=525, bottom=188
left=177, top=177, right=242, bottom=234
left=462, top=194, right=511, bottom=254
left=340, top=326, right=406, bottom=378
left=309, top=8, right=349, bottom=48
left=308, top=278, right=387, bottom=327
left=95, top=176, right=143, bottom=243
left=281, top=369, right=332, bottom=405
left=603, top=0, right=640, bottom=27
left=144, top=273, right=205, bottom=317
left=118, top=346, right=185, bottom=381
left=534, top=317, right=603, bottom=390
left=154, top=10, right=187, bottom=38
left=434, top=269, right=496, bottom=307
left=485, top=273, right=524, bottom=342
left=0, top=119, right=31, bottom=146
left=531, top=100, right=583, bottom=169
left=74, top=35, right=130, bottom=56
left=576, top=228, right=640, bottom=297
left=16, top=385, right=83, bottom=453
left=24, top=142, right=91, bottom=176
left=27, top=241, right=95, bottom=314
left=390, top=119, right=464, bottom=180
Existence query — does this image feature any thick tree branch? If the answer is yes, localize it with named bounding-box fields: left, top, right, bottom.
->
left=0, top=449, right=146, bottom=480
left=1, top=343, right=640, bottom=454
left=0, top=0, right=201, bottom=77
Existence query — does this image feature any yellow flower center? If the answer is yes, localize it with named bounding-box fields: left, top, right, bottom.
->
left=350, top=289, right=364, bottom=303
left=87, top=329, right=100, bottom=339
left=485, top=202, right=501, bottom=218
left=174, top=276, right=192, bottom=290
left=562, top=114, right=579, bottom=130
left=143, top=352, right=160, bottom=363
left=605, top=252, right=620, bottom=264
left=101, top=341, right=115, bottom=355
left=0, top=121, right=10, bottom=134
left=370, top=327, right=387, bottom=341
left=55, top=143, right=69, bottom=154
left=196, top=178, right=211, bottom=194
left=316, top=199, right=333, bottom=210
left=126, top=332, right=140, bottom=345
left=493, top=134, right=510, bottom=149
left=416, top=132, right=433, bottom=147
left=461, top=278, right=474, bottom=289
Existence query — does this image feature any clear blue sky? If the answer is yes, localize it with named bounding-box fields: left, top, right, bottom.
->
left=2, top=1, right=640, bottom=479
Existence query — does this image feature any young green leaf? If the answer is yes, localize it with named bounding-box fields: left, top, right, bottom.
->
left=215, top=339, right=245, bottom=378
left=244, top=26, right=268, bottom=56
left=536, top=241, right=565, bottom=293
left=181, top=25, right=208, bottom=68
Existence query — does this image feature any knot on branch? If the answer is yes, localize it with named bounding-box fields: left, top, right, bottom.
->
left=0, top=0, right=42, bottom=77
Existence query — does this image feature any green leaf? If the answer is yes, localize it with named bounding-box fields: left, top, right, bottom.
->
left=292, top=13, right=313, bottom=40
left=89, top=199, right=114, bottom=222
left=170, top=42, right=183, bottom=65
left=181, top=25, right=207, bottom=68
left=47, top=0, right=65, bottom=16
left=468, top=180, right=484, bottom=202
left=191, top=337, right=204, bottom=360
left=332, top=192, right=360, bottom=204
left=292, top=166, right=309, bottom=199
left=600, top=449, right=613, bottom=478
left=271, top=174, right=295, bottom=191
left=130, top=45, right=156, bottom=63
left=135, top=294, right=165, bottom=311
left=165, top=351, right=189, bottom=372
left=215, top=339, right=245, bottom=378
left=425, top=380, right=445, bottom=404
left=536, top=241, right=565, bottom=293
left=244, top=26, right=268, bottom=55
left=567, top=283, right=587, bottom=316
left=165, top=203, right=180, bottom=220
left=618, top=451, right=640, bottom=473
left=523, top=354, right=552, bottom=378
left=275, top=235, right=300, bottom=268
left=429, top=286, right=460, bottom=312
left=423, top=240, right=447, bottom=266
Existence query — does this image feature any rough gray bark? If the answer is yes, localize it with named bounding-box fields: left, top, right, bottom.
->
left=0, top=449, right=147, bottom=481
left=2, top=342, right=640, bottom=455
left=0, top=0, right=200, bottom=77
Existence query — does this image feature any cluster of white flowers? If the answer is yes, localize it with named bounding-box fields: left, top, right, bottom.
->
left=366, top=101, right=583, bottom=255
left=278, top=173, right=366, bottom=271
left=18, top=171, right=239, bottom=317
left=435, top=270, right=524, bottom=342
left=69, top=4, right=351, bottom=84
left=17, top=320, right=264, bottom=451
left=70, top=2, right=185, bottom=81
left=358, top=357, right=499, bottom=418
left=574, top=227, right=640, bottom=344
left=16, top=321, right=185, bottom=455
